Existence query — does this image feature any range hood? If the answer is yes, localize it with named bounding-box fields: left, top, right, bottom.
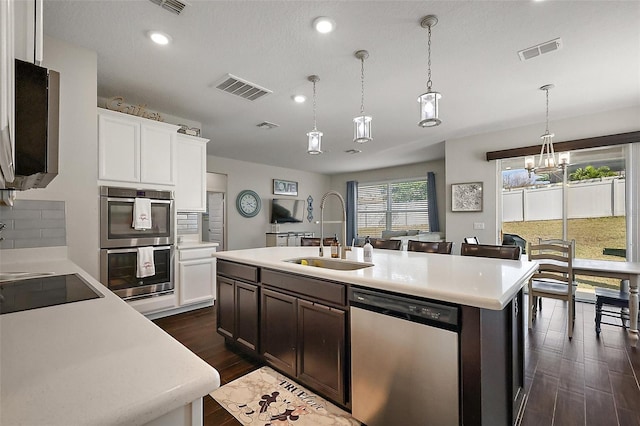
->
left=3, top=59, right=59, bottom=190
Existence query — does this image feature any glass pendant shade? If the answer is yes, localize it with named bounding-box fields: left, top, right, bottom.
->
left=307, top=130, right=323, bottom=154
left=418, top=90, right=442, bottom=127
left=353, top=115, right=372, bottom=143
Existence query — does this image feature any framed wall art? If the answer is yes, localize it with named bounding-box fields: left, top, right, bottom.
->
left=451, top=182, right=483, bottom=212
left=273, top=179, right=298, bottom=196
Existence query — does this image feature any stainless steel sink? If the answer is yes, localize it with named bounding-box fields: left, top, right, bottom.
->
left=284, top=257, right=373, bottom=271
left=0, top=272, right=56, bottom=282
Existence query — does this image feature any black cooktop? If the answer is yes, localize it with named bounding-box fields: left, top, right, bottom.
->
left=0, top=274, right=104, bottom=315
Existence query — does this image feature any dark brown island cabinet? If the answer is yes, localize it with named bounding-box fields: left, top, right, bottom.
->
left=216, top=260, right=348, bottom=407
left=216, top=259, right=524, bottom=425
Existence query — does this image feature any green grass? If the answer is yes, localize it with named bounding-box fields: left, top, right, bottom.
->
left=503, top=216, right=626, bottom=290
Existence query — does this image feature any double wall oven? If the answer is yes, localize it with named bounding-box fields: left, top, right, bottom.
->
left=100, top=186, right=174, bottom=300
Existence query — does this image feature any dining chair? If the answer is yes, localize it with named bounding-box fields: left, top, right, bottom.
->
left=407, top=240, right=453, bottom=254
left=464, top=237, right=479, bottom=244
left=370, top=239, right=402, bottom=250
left=534, top=238, right=575, bottom=312
left=527, top=240, right=576, bottom=339
left=460, top=243, right=521, bottom=260
left=300, top=237, right=337, bottom=247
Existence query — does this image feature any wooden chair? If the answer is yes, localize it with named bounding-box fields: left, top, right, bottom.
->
left=300, top=237, right=337, bottom=247
left=370, top=239, right=402, bottom=250
left=407, top=240, right=453, bottom=254
left=528, top=240, right=576, bottom=339
left=464, top=237, right=479, bottom=244
left=460, top=243, right=521, bottom=260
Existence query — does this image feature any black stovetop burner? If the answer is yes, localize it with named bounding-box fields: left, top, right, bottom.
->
left=0, top=273, right=104, bottom=315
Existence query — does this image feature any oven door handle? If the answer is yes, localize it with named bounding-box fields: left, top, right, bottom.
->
left=105, top=246, right=172, bottom=254
left=106, top=197, right=172, bottom=204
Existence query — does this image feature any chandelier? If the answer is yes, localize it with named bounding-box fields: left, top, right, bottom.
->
left=525, top=84, right=570, bottom=176
left=307, top=75, right=323, bottom=155
left=418, top=15, right=442, bottom=127
left=353, top=50, right=372, bottom=143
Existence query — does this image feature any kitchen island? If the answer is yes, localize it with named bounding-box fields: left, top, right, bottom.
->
left=214, top=246, right=538, bottom=426
left=0, top=247, right=220, bottom=426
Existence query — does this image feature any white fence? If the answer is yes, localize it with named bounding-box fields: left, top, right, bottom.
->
left=503, top=177, right=625, bottom=222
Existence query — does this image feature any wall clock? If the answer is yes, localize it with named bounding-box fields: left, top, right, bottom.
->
left=236, top=190, right=261, bottom=218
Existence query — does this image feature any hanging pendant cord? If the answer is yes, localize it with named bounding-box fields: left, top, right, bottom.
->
left=360, top=56, right=365, bottom=115
left=427, top=25, right=432, bottom=91
left=312, top=80, right=318, bottom=131
left=545, top=88, right=550, bottom=134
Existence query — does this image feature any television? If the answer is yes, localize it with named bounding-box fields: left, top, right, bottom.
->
left=270, top=198, right=304, bottom=223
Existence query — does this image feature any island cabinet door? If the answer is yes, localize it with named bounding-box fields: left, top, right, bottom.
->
left=297, top=299, right=346, bottom=405
left=216, top=276, right=235, bottom=339
left=235, top=281, right=259, bottom=352
left=261, top=288, right=298, bottom=377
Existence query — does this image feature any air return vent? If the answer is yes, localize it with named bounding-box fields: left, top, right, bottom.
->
left=257, top=121, right=279, bottom=129
left=148, top=0, right=189, bottom=15
left=518, top=38, right=563, bottom=61
left=215, top=74, right=272, bottom=101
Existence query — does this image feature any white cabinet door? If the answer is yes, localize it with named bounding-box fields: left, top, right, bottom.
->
left=98, top=108, right=179, bottom=185
left=140, top=123, right=175, bottom=185
left=178, top=257, right=216, bottom=306
left=98, top=112, right=140, bottom=182
left=176, top=134, right=208, bottom=212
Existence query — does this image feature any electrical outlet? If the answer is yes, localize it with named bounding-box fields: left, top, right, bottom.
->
left=473, top=222, right=485, bottom=230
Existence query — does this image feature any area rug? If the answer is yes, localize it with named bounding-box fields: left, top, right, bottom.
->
left=210, top=366, right=360, bottom=425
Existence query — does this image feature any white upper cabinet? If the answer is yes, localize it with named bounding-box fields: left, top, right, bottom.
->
left=140, top=123, right=175, bottom=185
left=175, top=133, right=209, bottom=212
left=98, top=108, right=179, bottom=185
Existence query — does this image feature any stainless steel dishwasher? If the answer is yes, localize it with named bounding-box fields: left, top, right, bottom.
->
left=350, top=287, right=460, bottom=426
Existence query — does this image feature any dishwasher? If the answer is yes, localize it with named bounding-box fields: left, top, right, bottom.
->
left=350, top=287, right=460, bottom=426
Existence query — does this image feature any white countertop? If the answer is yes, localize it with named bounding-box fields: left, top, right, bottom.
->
left=214, top=247, right=538, bottom=310
left=0, top=247, right=220, bottom=426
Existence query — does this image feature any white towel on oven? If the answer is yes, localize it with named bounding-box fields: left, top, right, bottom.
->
left=132, top=198, right=152, bottom=230
left=136, top=246, right=156, bottom=278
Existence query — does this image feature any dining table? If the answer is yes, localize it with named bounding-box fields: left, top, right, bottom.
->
left=524, top=253, right=640, bottom=347
left=571, top=258, right=640, bottom=346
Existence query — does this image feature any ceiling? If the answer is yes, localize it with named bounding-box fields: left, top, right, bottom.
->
left=43, top=1, right=640, bottom=175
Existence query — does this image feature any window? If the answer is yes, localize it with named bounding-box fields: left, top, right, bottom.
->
left=500, top=145, right=627, bottom=294
left=357, top=179, right=430, bottom=238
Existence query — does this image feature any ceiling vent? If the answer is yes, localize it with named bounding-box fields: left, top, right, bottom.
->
left=148, top=0, right=189, bottom=15
left=215, top=74, right=272, bottom=101
left=345, top=149, right=362, bottom=154
left=256, top=121, right=279, bottom=130
left=518, top=38, right=563, bottom=61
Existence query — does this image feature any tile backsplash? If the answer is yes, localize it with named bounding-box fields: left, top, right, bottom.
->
left=0, top=200, right=66, bottom=249
left=177, top=212, right=199, bottom=235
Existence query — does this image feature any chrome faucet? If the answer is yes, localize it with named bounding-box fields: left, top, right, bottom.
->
left=319, top=191, right=350, bottom=259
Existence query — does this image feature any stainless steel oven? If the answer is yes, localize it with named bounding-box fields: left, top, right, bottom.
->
left=99, top=186, right=175, bottom=300
left=100, top=246, right=173, bottom=300
left=100, top=186, right=174, bottom=248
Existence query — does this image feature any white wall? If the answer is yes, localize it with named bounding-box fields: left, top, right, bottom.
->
left=445, top=106, right=640, bottom=253
left=206, top=156, right=331, bottom=250
left=15, top=36, right=99, bottom=276
left=330, top=159, right=446, bottom=233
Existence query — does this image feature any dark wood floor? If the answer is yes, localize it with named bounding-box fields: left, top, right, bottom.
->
left=154, top=297, right=640, bottom=426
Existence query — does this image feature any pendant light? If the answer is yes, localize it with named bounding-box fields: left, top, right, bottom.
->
left=353, top=50, right=372, bottom=143
left=418, top=15, right=442, bottom=127
left=524, top=84, right=570, bottom=176
left=307, top=75, right=323, bottom=155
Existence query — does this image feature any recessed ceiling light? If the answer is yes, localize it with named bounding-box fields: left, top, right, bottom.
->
left=313, top=17, right=336, bottom=34
left=148, top=30, right=172, bottom=45
left=292, top=95, right=306, bottom=103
